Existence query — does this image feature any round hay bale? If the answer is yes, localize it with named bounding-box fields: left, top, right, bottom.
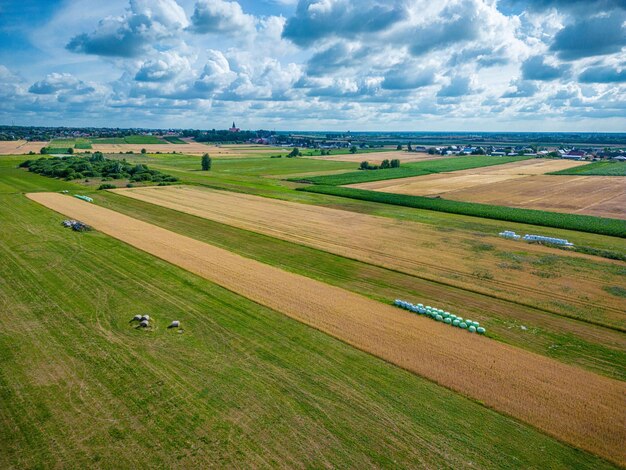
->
left=168, top=320, right=180, bottom=329
left=141, top=315, right=150, bottom=321
left=469, top=325, right=477, bottom=333
left=132, top=315, right=142, bottom=322
left=435, top=315, right=443, bottom=321
left=459, top=322, right=468, bottom=329
left=452, top=319, right=460, bottom=327
left=444, top=318, right=452, bottom=324
left=477, top=327, right=486, bottom=334
left=139, top=320, right=149, bottom=328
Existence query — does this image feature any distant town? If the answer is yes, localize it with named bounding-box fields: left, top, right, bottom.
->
left=1, top=125, right=625, bottom=161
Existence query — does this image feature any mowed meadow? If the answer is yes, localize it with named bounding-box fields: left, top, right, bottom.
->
left=1, top=149, right=625, bottom=468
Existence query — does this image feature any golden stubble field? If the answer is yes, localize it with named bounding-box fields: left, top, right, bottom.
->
left=81, top=142, right=283, bottom=157
left=0, top=140, right=49, bottom=154
left=115, top=186, right=626, bottom=328
left=351, top=159, right=626, bottom=219
left=26, top=192, right=626, bottom=466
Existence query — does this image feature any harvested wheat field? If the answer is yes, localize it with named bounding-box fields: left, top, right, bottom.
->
left=26, top=192, right=626, bottom=466
left=84, top=142, right=283, bottom=157
left=437, top=175, right=626, bottom=220
left=349, top=159, right=625, bottom=219
left=350, top=158, right=589, bottom=193
left=114, top=186, right=626, bottom=328
left=0, top=140, right=49, bottom=154
left=310, top=151, right=448, bottom=164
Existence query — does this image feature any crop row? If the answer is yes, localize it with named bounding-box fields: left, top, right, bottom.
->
left=298, top=186, right=626, bottom=238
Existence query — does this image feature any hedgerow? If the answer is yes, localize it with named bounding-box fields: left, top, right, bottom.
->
left=298, top=186, right=626, bottom=238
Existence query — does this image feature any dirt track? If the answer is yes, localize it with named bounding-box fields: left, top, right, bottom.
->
left=114, top=186, right=626, bottom=328
left=27, top=191, right=626, bottom=466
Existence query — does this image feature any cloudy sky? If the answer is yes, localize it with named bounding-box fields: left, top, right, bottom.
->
left=0, top=0, right=625, bottom=131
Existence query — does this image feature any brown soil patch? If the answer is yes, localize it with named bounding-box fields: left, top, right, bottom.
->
left=114, top=186, right=626, bottom=328
left=26, top=192, right=626, bottom=466
left=350, top=160, right=625, bottom=219
left=0, top=140, right=50, bottom=155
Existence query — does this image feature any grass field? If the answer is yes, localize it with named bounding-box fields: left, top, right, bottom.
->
left=2, top=161, right=621, bottom=468
left=2, top=152, right=626, bottom=467
left=122, top=135, right=165, bottom=144
left=297, top=155, right=534, bottom=185
left=549, top=161, right=626, bottom=176
left=163, top=136, right=186, bottom=144
left=28, top=191, right=626, bottom=465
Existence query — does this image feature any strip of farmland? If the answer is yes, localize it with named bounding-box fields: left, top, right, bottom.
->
left=27, top=192, right=626, bottom=466
left=114, top=186, right=626, bottom=329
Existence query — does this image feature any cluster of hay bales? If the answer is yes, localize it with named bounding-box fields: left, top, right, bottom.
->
left=499, top=230, right=573, bottom=247
left=131, top=314, right=151, bottom=328
left=74, top=194, right=93, bottom=203
left=130, top=315, right=182, bottom=331
left=394, top=300, right=486, bottom=334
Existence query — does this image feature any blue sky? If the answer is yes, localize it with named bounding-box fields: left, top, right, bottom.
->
left=0, top=0, right=624, bottom=131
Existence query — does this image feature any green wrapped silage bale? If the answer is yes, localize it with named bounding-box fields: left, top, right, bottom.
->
left=460, top=322, right=468, bottom=329
left=444, top=318, right=452, bottom=324
left=456, top=317, right=463, bottom=322
left=469, top=326, right=477, bottom=333
left=452, top=319, right=460, bottom=327
left=473, top=321, right=480, bottom=327
left=435, top=315, right=443, bottom=322
left=477, top=327, right=486, bottom=334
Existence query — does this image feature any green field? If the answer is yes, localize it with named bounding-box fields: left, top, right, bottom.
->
left=2, top=157, right=619, bottom=468
left=90, top=137, right=127, bottom=144
left=43, top=147, right=73, bottom=154
left=549, top=161, right=626, bottom=176
left=163, top=136, right=186, bottom=144
left=299, top=185, right=626, bottom=238
left=122, top=135, right=165, bottom=144
left=89, top=136, right=166, bottom=145
left=49, top=138, right=92, bottom=150
left=297, top=155, right=533, bottom=185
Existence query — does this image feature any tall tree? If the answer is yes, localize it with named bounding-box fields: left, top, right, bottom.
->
left=201, top=153, right=212, bottom=171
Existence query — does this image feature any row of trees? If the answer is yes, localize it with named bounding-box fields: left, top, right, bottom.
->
left=359, top=159, right=400, bottom=170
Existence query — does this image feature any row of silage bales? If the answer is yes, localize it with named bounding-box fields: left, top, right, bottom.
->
left=393, top=299, right=486, bottom=334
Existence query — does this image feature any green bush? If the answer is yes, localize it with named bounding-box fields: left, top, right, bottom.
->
left=20, top=155, right=178, bottom=185
left=298, top=186, right=626, bottom=238
left=98, top=183, right=116, bottom=190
